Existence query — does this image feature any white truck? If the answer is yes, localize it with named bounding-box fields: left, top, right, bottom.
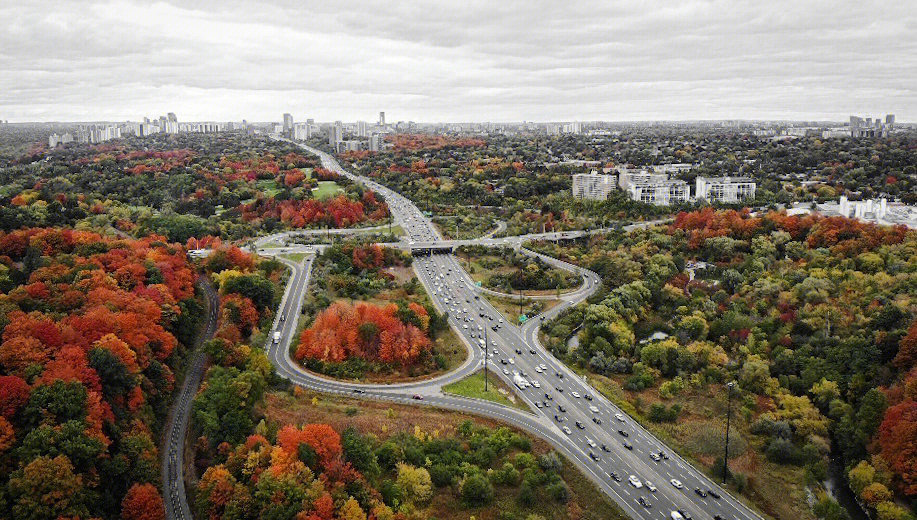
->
left=513, top=373, right=530, bottom=390
left=272, top=331, right=282, bottom=344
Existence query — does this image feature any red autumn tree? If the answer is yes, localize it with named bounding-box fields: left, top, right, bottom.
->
left=121, top=483, right=165, bottom=520
left=0, top=375, right=30, bottom=418
left=877, top=399, right=917, bottom=496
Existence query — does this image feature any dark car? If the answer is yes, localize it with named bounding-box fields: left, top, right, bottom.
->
left=584, top=394, right=593, bottom=401
left=637, top=497, right=651, bottom=508
left=678, top=510, right=693, bottom=520
left=556, top=387, right=564, bottom=393
left=618, top=429, right=629, bottom=437
left=589, top=452, right=599, bottom=461
left=575, top=421, right=585, bottom=429
left=515, top=348, right=522, bottom=354
left=558, top=405, right=566, bottom=412
left=352, top=389, right=365, bottom=394
left=609, top=472, right=622, bottom=482
left=529, top=349, right=536, bottom=354
left=542, top=401, right=551, bottom=408
left=545, top=393, right=553, bottom=400
left=694, top=488, right=707, bottom=498
left=623, top=441, right=633, bottom=450
left=601, top=444, right=611, bottom=452
left=556, top=372, right=564, bottom=378
left=708, top=489, right=721, bottom=499
left=592, top=417, right=602, bottom=425
left=554, top=414, right=563, bottom=422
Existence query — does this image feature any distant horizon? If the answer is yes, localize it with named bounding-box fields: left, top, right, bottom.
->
left=2, top=115, right=910, bottom=126
left=2, top=1, right=913, bottom=124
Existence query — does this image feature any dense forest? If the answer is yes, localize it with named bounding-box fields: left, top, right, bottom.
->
left=0, top=228, right=202, bottom=519
left=534, top=209, right=916, bottom=519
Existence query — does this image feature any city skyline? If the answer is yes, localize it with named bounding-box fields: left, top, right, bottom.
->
left=1, top=0, right=914, bottom=123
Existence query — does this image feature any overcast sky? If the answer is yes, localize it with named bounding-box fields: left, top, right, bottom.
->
left=1, top=0, right=914, bottom=123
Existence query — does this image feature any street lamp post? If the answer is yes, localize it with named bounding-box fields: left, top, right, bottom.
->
left=483, top=326, right=488, bottom=392
left=723, top=381, right=736, bottom=484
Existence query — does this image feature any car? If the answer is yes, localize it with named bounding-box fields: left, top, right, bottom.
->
left=554, top=414, right=563, bottom=422
left=535, top=402, right=542, bottom=408
left=601, top=444, right=610, bottom=452
left=637, top=497, right=651, bottom=508
left=508, top=358, right=515, bottom=365
left=529, top=349, right=536, bottom=354
left=670, top=479, right=683, bottom=489
left=575, top=421, right=585, bottom=429
left=628, top=475, right=642, bottom=488
left=589, top=405, right=599, bottom=413
left=609, top=471, right=622, bottom=482
left=556, top=371, right=563, bottom=378
left=677, top=510, right=693, bottom=520
left=535, top=367, right=544, bottom=373
left=562, top=426, right=572, bottom=435
left=500, top=359, right=507, bottom=365
left=556, top=387, right=564, bottom=393
left=515, top=348, right=522, bottom=354
left=557, top=404, right=565, bottom=412
left=586, top=438, right=597, bottom=448
left=352, top=389, right=365, bottom=394
left=584, top=394, right=593, bottom=401
left=532, top=381, right=541, bottom=388
left=660, top=451, right=669, bottom=460
left=650, top=453, right=661, bottom=462
left=491, top=325, right=498, bottom=331
left=694, top=487, right=707, bottom=498
left=623, top=441, right=633, bottom=450
left=708, top=489, right=721, bottom=499
left=493, top=348, right=498, bottom=354
left=589, top=451, right=600, bottom=461
left=502, top=368, right=510, bottom=375
left=670, top=512, right=685, bottom=520
left=645, top=481, right=657, bottom=492
left=614, top=413, right=625, bottom=422
left=412, top=394, right=423, bottom=400
left=618, top=429, right=629, bottom=437
left=571, top=391, right=581, bottom=398
left=713, top=515, right=724, bottom=520
left=280, top=314, right=286, bottom=322
left=542, top=401, right=550, bottom=408
left=592, top=417, right=602, bottom=425
left=545, top=393, right=553, bottom=401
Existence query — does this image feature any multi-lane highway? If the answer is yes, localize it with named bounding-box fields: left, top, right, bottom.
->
left=250, top=140, right=766, bottom=520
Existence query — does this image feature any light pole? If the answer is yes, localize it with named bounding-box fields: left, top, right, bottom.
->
left=483, top=326, right=489, bottom=392
left=723, top=381, right=736, bottom=484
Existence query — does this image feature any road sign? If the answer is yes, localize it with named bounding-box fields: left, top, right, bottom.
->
left=519, top=315, right=528, bottom=323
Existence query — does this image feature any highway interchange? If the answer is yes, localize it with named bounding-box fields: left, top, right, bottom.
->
left=248, top=140, right=768, bottom=520
left=163, top=136, right=766, bottom=520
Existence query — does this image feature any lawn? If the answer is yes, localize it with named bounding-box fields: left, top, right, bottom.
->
left=256, top=179, right=283, bottom=197
left=281, top=252, right=308, bottom=262
left=312, top=180, right=343, bottom=199
left=443, top=369, right=531, bottom=411
left=486, top=293, right=562, bottom=324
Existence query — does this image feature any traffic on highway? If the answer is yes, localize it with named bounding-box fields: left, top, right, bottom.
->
left=257, top=139, right=764, bottom=520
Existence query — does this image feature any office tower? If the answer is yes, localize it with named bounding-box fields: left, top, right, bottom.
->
left=283, top=113, right=293, bottom=137
left=379, top=111, right=385, bottom=126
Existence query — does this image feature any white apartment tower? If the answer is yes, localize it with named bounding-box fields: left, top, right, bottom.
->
left=695, top=176, right=756, bottom=203
left=572, top=171, right=616, bottom=200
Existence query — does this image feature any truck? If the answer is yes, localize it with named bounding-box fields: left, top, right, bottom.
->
left=272, top=331, right=282, bottom=344
left=513, top=374, right=530, bottom=390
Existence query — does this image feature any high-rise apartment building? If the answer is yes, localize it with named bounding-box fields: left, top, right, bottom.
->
left=379, top=111, right=385, bottom=126
left=695, top=176, right=756, bottom=203
left=572, top=171, right=616, bottom=200
left=369, top=133, right=383, bottom=152
left=283, top=113, right=293, bottom=137
left=357, top=121, right=367, bottom=137
left=329, top=121, right=343, bottom=150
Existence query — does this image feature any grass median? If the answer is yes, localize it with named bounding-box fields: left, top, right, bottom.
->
left=443, top=369, right=532, bottom=412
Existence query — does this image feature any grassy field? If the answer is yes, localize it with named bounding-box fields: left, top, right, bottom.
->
left=258, top=390, right=627, bottom=520
left=486, top=293, right=562, bottom=324
left=312, top=180, right=343, bottom=199
left=443, top=369, right=531, bottom=411
left=281, top=252, right=308, bottom=262
left=256, top=179, right=283, bottom=197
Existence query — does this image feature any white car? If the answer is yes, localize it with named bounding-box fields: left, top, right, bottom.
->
left=670, top=479, right=683, bottom=489
left=628, top=475, right=643, bottom=488
left=502, top=368, right=510, bottom=375
left=615, top=413, right=625, bottom=422
left=586, top=438, right=597, bottom=448
left=562, top=426, right=572, bottom=435
left=589, top=405, right=599, bottom=413
left=670, top=512, right=684, bottom=520
left=571, top=392, right=581, bottom=398
left=532, top=381, right=541, bottom=388
left=646, top=481, right=657, bottom=492
left=508, top=358, right=515, bottom=365
left=535, top=367, right=543, bottom=373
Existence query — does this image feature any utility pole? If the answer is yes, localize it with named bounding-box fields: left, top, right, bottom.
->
left=723, top=381, right=735, bottom=484
left=483, top=326, right=488, bottom=392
